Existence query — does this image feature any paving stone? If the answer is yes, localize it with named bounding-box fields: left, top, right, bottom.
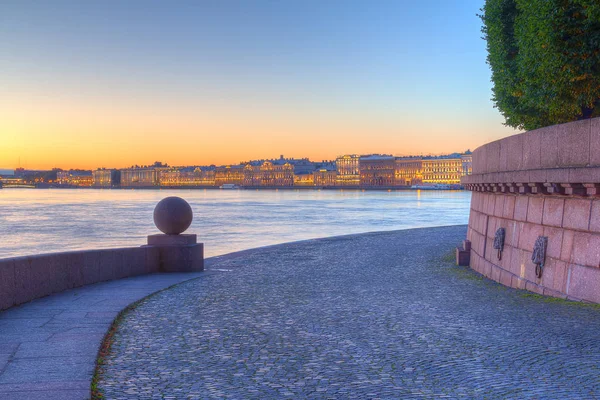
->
left=0, top=354, right=10, bottom=373
left=46, top=332, right=107, bottom=343
left=0, top=272, right=203, bottom=399
left=0, top=357, right=94, bottom=384
left=0, top=318, right=52, bottom=333
left=0, top=380, right=89, bottom=392
left=0, top=344, right=19, bottom=355
left=95, top=226, right=600, bottom=399
left=0, top=390, right=90, bottom=400
left=0, top=309, right=66, bottom=320
left=14, top=341, right=101, bottom=359
left=0, top=333, right=52, bottom=344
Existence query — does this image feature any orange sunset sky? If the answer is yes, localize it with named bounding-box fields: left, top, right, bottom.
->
left=0, top=0, right=517, bottom=170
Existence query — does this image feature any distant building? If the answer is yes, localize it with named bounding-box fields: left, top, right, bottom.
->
left=93, top=169, right=120, bottom=187
left=394, top=157, right=423, bottom=186
left=121, top=168, right=158, bottom=187
left=14, top=168, right=25, bottom=178
left=242, top=162, right=261, bottom=186
left=285, top=157, right=316, bottom=175
left=120, top=162, right=170, bottom=187
left=57, top=170, right=93, bottom=187
left=461, top=151, right=473, bottom=176
left=121, top=168, right=161, bottom=187
left=0, top=177, right=25, bottom=186
left=78, top=151, right=473, bottom=190
left=56, top=171, right=68, bottom=185
left=421, top=153, right=464, bottom=184
left=336, top=155, right=360, bottom=186
left=0, top=171, right=13, bottom=188
left=393, top=151, right=472, bottom=186
left=315, top=160, right=336, bottom=171
left=314, top=168, right=337, bottom=187
left=241, top=156, right=311, bottom=187
left=158, top=167, right=215, bottom=186
left=215, top=165, right=245, bottom=186
left=359, top=155, right=395, bottom=187
left=293, top=172, right=314, bottom=187
left=256, top=160, right=294, bottom=187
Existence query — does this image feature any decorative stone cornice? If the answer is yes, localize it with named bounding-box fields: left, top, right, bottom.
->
left=462, top=117, right=600, bottom=197
left=463, top=181, right=600, bottom=196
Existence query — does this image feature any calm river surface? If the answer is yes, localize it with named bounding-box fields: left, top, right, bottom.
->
left=0, top=188, right=471, bottom=258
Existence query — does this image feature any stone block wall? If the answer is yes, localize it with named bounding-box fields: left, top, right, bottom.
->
left=463, top=117, right=600, bottom=302
left=0, top=246, right=160, bottom=311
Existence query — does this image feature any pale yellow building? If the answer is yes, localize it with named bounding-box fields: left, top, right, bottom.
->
left=240, top=160, right=294, bottom=187
left=394, top=152, right=472, bottom=185
left=121, top=167, right=166, bottom=187
left=314, top=169, right=337, bottom=187
left=394, top=158, right=423, bottom=186
left=335, top=155, right=360, bottom=186
left=215, top=165, right=245, bottom=186
left=422, top=156, right=463, bottom=184
left=57, top=171, right=94, bottom=187
left=294, top=172, right=315, bottom=187
left=92, top=169, right=114, bottom=187
left=158, top=167, right=215, bottom=186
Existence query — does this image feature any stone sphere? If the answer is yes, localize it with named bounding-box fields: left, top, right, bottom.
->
left=153, top=197, right=193, bottom=235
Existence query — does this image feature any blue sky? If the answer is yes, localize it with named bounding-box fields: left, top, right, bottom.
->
left=0, top=0, right=517, bottom=169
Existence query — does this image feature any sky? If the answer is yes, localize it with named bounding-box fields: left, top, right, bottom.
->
left=0, top=0, right=517, bottom=170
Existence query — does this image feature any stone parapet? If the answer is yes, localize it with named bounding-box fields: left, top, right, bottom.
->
left=463, top=117, right=600, bottom=302
left=0, top=196, right=205, bottom=311
left=0, top=247, right=161, bottom=311
left=469, top=118, right=600, bottom=175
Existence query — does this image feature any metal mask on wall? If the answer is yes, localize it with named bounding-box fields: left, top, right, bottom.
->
left=493, top=227, right=505, bottom=260
left=532, top=236, right=548, bottom=279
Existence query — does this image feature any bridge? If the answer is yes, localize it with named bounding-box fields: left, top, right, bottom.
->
left=1, top=183, right=36, bottom=188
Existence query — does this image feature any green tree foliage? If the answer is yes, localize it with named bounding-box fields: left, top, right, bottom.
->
left=481, top=0, right=600, bottom=130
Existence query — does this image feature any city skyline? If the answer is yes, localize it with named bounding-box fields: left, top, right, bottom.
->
left=1, top=1, right=518, bottom=170
left=2, top=149, right=471, bottom=172
left=4, top=151, right=472, bottom=188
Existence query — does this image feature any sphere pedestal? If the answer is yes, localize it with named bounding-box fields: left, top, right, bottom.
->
left=146, top=234, right=204, bottom=273
left=146, top=197, right=204, bottom=273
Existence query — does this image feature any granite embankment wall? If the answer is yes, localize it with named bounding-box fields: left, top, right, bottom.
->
left=0, top=247, right=160, bottom=311
left=463, top=117, right=600, bottom=302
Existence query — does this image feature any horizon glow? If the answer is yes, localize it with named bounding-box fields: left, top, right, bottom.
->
left=0, top=0, right=517, bottom=170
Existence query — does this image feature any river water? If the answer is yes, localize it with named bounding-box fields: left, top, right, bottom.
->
left=0, top=188, right=471, bottom=259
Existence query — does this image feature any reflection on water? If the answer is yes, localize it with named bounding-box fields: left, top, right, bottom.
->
left=0, top=189, right=471, bottom=258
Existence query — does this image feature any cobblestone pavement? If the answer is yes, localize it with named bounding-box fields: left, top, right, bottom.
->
left=97, top=226, right=600, bottom=399
left=0, top=272, right=203, bottom=400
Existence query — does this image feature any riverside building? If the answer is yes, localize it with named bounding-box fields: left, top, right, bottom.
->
left=335, top=155, right=360, bottom=186
left=461, top=152, right=473, bottom=176
left=394, top=157, right=423, bottom=186
left=80, top=152, right=473, bottom=189
left=57, top=170, right=93, bottom=187
left=314, top=167, right=337, bottom=187
left=393, top=152, right=472, bottom=186
left=359, top=155, right=396, bottom=187
left=120, top=163, right=169, bottom=187
left=215, top=165, right=245, bottom=186
left=92, top=169, right=120, bottom=187
left=242, top=160, right=294, bottom=187
left=158, top=167, right=216, bottom=187
left=242, top=156, right=314, bottom=187
left=293, top=172, right=315, bottom=187
left=421, top=153, right=469, bottom=184
left=265, top=160, right=294, bottom=187
left=121, top=168, right=160, bottom=187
